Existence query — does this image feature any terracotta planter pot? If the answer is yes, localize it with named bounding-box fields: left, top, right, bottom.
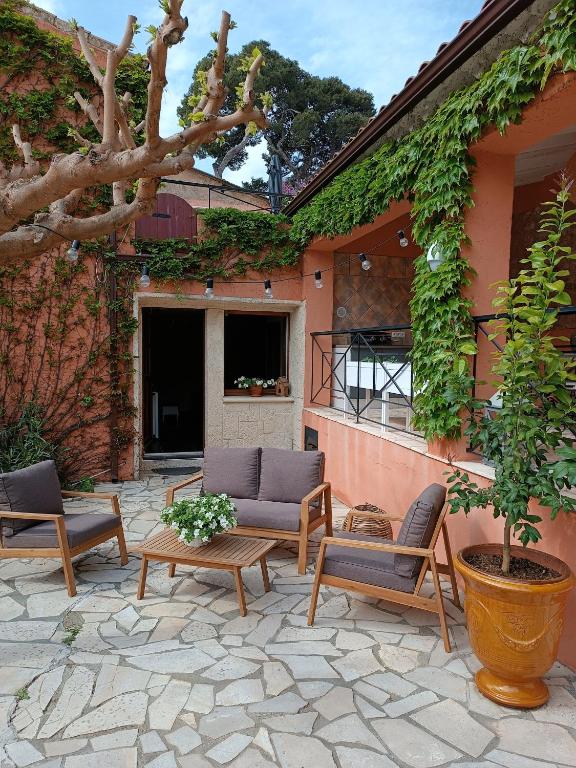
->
left=455, top=544, right=574, bottom=708
left=249, top=385, right=263, bottom=397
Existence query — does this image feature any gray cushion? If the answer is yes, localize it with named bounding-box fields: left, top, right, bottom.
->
left=258, top=449, right=324, bottom=504
left=323, top=531, right=416, bottom=593
left=4, top=513, right=120, bottom=550
left=231, top=497, right=318, bottom=532
left=395, top=483, right=446, bottom=578
left=203, top=448, right=261, bottom=500
left=0, top=460, right=63, bottom=537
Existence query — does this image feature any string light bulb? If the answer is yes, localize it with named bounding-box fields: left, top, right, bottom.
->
left=359, top=253, right=372, bottom=271
left=314, top=270, right=323, bottom=289
left=397, top=230, right=409, bottom=248
left=204, top=278, right=214, bottom=298
left=66, top=240, right=80, bottom=262
left=139, top=264, right=151, bottom=288
left=264, top=279, right=273, bottom=298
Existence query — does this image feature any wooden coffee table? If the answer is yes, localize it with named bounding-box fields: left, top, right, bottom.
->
left=132, top=529, right=277, bottom=616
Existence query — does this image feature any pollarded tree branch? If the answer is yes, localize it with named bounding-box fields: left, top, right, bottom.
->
left=145, top=4, right=188, bottom=148
left=102, top=16, right=137, bottom=147
left=74, top=91, right=103, bottom=136
left=12, top=125, right=37, bottom=169
left=0, top=1, right=268, bottom=265
left=0, top=178, right=158, bottom=262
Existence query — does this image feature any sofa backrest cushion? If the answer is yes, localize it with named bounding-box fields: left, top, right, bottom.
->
left=202, top=447, right=261, bottom=500
left=258, top=448, right=324, bottom=504
left=0, top=460, right=64, bottom=538
left=395, top=483, right=446, bottom=578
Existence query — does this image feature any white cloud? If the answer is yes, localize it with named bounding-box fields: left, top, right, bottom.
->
left=223, top=141, right=268, bottom=187
left=30, top=0, right=64, bottom=13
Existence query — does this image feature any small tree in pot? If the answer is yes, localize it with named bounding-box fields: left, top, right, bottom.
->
left=448, top=178, right=576, bottom=708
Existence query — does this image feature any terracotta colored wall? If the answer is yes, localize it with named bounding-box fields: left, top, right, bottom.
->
left=304, top=409, right=576, bottom=670
left=511, top=178, right=576, bottom=341
left=332, top=212, right=417, bottom=330
left=301, top=250, right=334, bottom=409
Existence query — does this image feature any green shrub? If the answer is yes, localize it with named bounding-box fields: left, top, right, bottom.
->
left=0, top=402, right=61, bottom=473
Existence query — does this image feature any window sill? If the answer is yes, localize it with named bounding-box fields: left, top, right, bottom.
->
left=223, top=396, right=294, bottom=404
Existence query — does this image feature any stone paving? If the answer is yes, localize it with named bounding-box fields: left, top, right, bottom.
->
left=1, top=474, right=576, bottom=768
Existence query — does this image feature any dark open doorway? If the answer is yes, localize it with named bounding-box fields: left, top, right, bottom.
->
left=142, top=308, right=204, bottom=455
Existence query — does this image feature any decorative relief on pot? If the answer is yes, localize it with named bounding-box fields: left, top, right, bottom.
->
left=466, top=594, right=565, bottom=654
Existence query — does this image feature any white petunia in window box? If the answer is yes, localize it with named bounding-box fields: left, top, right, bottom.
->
left=161, top=494, right=237, bottom=547
left=234, top=376, right=277, bottom=397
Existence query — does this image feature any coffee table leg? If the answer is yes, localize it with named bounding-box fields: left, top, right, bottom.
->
left=260, top=556, right=271, bottom=592
left=137, top=557, right=148, bottom=600
left=233, top=568, right=247, bottom=616
left=168, top=563, right=176, bottom=578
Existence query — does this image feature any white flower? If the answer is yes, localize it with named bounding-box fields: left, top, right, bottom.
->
left=210, top=520, right=217, bottom=528
left=193, top=529, right=200, bottom=538
left=202, top=535, right=210, bottom=542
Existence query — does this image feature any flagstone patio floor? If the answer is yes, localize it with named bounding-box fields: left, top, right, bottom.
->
left=1, top=474, right=575, bottom=768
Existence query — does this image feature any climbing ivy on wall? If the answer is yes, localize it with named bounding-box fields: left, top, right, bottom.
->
left=0, top=248, right=138, bottom=482
left=0, top=1, right=151, bottom=480
left=290, top=0, right=576, bottom=440
left=135, top=208, right=300, bottom=282
left=0, top=0, right=149, bottom=164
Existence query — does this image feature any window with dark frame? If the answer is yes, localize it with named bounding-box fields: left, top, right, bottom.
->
left=224, top=312, right=289, bottom=393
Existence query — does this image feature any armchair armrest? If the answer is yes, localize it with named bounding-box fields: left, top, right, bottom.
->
left=0, top=510, right=63, bottom=522
left=301, top=482, right=330, bottom=507
left=321, top=535, right=432, bottom=558
left=61, top=491, right=121, bottom=517
left=165, top=472, right=204, bottom=506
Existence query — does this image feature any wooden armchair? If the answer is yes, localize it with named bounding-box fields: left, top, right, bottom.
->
left=308, top=484, right=460, bottom=652
left=0, top=461, right=127, bottom=597
left=165, top=447, right=332, bottom=574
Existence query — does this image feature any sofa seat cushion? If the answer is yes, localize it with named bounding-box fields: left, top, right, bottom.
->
left=203, top=447, right=261, bottom=500
left=323, top=531, right=416, bottom=594
left=231, top=498, right=318, bottom=532
left=395, top=483, right=446, bottom=578
left=0, top=460, right=64, bottom=537
left=258, top=448, right=324, bottom=504
left=4, top=513, right=120, bottom=550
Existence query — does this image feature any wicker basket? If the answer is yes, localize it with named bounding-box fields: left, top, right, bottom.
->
left=342, top=503, right=393, bottom=539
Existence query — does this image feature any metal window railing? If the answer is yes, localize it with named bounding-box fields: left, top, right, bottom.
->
left=310, top=306, right=576, bottom=440
left=310, top=324, right=420, bottom=437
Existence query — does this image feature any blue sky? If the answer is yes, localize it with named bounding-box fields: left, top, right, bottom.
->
left=33, top=0, right=484, bottom=184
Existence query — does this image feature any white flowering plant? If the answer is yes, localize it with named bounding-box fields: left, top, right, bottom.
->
left=234, top=376, right=277, bottom=389
left=160, top=494, right=237, bottom=545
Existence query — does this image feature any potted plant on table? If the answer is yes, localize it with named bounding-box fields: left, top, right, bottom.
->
left=234, top=376, right=277, bottom=397
left=161, top=493, right=237, bottom=547
left=448, top=179, right=576, bottom=709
